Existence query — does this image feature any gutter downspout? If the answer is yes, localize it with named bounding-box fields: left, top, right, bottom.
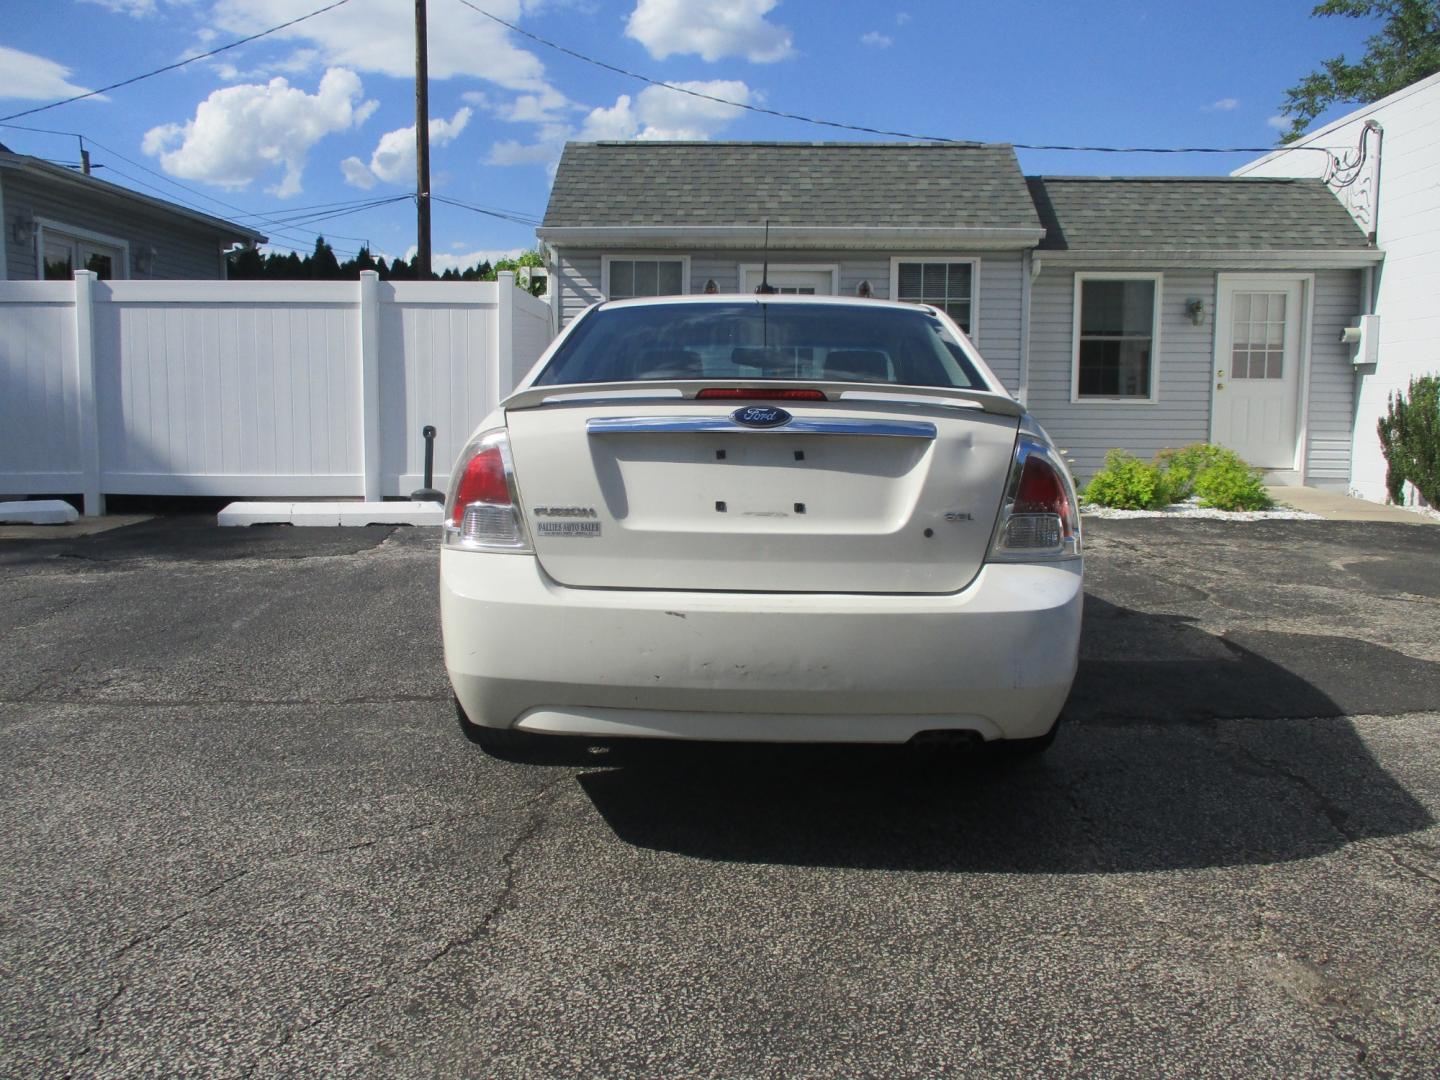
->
left=1018, top=250, right=1037, bottom=406
left=541, top=239, right=561, bottom=338
left=0, top=176, right=8, bottom=280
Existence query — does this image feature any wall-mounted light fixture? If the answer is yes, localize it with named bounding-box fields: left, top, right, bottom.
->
left=1185, top=298, right=1205, bottom=326
left=11, top=213, right=36, bottom=246
left=703, top=278, right=719, bottom=294
left=133, top=246, right=158, bottom=276
left=856, top=279, right=873, bottom=298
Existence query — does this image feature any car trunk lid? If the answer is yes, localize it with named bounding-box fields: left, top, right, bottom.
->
left=504, top=393, right=1020, bottom=594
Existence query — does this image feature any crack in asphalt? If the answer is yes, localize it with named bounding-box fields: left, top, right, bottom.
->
left=105, top=823, right=443, bottom=969
left=417, top=773, right=568, bottom=971
left=65, top=980, right=127, bottom=1075
left=233, top=776, right=568, bottom=1076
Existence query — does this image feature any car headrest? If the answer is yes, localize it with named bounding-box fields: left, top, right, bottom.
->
left=822, top=349, right=891, bottom=382
left=631, top=348, right=703, bottom=379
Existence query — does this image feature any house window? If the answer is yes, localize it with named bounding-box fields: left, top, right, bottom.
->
left=37, top=224, right=127, bottom=281
left=892, top=259, right=976, bottom=333
left=606, top=258, right=685, bottom=300
left=1073, top=275, right=1161, bottom=401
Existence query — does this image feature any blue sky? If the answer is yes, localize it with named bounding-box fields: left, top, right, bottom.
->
left=0, top=0, right=1382, bottom=267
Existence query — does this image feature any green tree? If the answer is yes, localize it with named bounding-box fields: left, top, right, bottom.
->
left=308, top=236, right=342, bottom=279
left=1278, top=1, right=1440, bottom=142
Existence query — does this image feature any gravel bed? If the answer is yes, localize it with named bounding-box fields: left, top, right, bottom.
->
left=1081, top=497, right=1321, bottom=522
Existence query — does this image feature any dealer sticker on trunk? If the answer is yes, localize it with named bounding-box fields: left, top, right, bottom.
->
left=535, top=520, right=602, bottom=538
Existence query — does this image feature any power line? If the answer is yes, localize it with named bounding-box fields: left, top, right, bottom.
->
left=19, top=125, right=381, bottom=247
left=91, top=161, right=363, bottom=255
left=430, top=194, right=542, bottom=227
left=0, top=0, right=355, bottom=123
left=451, top=0, right=1334, bottom=159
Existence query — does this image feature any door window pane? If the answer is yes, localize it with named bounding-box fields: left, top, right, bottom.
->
left=43, top=241, right=73, bottom=280
left=1230, top=291, right=1286, bottom=380
left=83, top=252, right=114, bottom=279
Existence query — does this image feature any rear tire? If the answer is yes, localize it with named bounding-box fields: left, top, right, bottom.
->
left=454, top=696, right=544, bottom=762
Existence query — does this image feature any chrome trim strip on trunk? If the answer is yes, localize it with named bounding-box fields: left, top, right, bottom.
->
left=586, top=416, right=938, bottom=439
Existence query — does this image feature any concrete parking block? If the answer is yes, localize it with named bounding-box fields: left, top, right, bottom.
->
left=288, top=502, right=345, bottom=527
left=217, top=502, right=297, bottom=527
left=219, top=501, right=446, bottom=527
left=337, top=501, right=445, bottom=527
left=0, top=499, right=78, bottom=525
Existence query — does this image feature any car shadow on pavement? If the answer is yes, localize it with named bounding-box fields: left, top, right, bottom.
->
left=569, top=598, right=1434, bottom=874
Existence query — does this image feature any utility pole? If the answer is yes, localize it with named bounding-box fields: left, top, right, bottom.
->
left=414, top=0, right=432, bottom=278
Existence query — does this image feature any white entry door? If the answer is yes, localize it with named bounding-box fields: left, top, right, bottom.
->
left=1212, top=277, right=1304, bottom=469
left=740, top=266, right=836, bottom=294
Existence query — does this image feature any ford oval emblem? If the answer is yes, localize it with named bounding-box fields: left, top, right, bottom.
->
left=731, top=405, right=792, bottom=428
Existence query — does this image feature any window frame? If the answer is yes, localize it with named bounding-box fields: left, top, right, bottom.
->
left=888, top=257, right=981, bottom=339
left=1070, top=271, right=1163, bottom=405
left=34, top=218, right=130, bottom=281
left=600, top=254, right=690, bottom=301
left=736, top=262, right=841, bottom=295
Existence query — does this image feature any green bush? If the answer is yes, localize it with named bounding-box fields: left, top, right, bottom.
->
left=1193, top=456, right=1275, bottom=511
left=1082, top=450, right=1159, bottom=510
left=1153, top=443, right=1234, bottom=503
left=1083, top=443, right=1275, bottom=511
left=1377, top=375, right=1440, bottom=507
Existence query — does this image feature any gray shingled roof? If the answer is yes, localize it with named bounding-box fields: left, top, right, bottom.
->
left=1026, top=176, right=1373, bottom=251
left=543, top=142, right=1041, bottom=230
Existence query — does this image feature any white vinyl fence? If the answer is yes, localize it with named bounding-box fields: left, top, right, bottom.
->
left=0, top=270, right=554, bottom=514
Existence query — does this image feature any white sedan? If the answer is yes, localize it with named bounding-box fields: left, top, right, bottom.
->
left=441, top=294, right=1082, bottom=757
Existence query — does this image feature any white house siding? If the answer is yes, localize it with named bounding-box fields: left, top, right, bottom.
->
left=1027, top=268, right=1215, bottom=481
left=1235, top=73, right=1440, bottom=502
left=552, top=249, right=1025, bottom=393
left=1306, top=269, right=1363, bottom=487
left=554, top=252, right=603, bottom=325
left=2, top=172, right=232, bottom=280
left=1028, top=266, right=1362, bottom=486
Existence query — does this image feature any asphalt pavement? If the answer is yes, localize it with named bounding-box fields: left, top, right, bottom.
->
left=1, top=516, right=1437, bottom=1078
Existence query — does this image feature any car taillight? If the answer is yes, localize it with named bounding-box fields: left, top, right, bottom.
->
left=444, top=430, right=532, bottom=552
left=988, top=436, right=1081, bottom=562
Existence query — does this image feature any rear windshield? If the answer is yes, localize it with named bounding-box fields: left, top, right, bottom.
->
left=534, top=301, right=987, bottom=390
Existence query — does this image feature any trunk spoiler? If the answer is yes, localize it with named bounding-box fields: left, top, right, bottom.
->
left=502, top=380, right=1025, bottom=418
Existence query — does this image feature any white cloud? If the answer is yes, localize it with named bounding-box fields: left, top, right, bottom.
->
left=625, top=0, right=793, bottom=62
left=1205, top=97, right=1240, bottom=111
left=143, top=67, right=377, bottom=197
left=79, top=0, right=159, bottom=15
left=339, top=155, right=376, bottom=189
left=0, top=45, right=97, bottom=102
left=342, top=106, right=473, bottom=188
left=492, top=80, right=752, bottom=168
left=578, top=95, right=638, bottom=141
left=488, top=138, right=563, bottom=166
left=633, top=80, right=751, bottom=140
left=1266, top=114, right=1290, bottom=130
left=462, top=89, right=493, bottom=109
left=495, top=87, right=572, bottom=124
left=214, top=0, right=554, bottom=91
left=420, top=247, right=527, bottom=273
left=860, top=31, right=892, bottom=48
left=896, top=12, right=910, bottom=25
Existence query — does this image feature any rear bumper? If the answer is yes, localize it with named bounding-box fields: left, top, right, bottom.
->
left=441, top=552, right=1082, bottom=743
